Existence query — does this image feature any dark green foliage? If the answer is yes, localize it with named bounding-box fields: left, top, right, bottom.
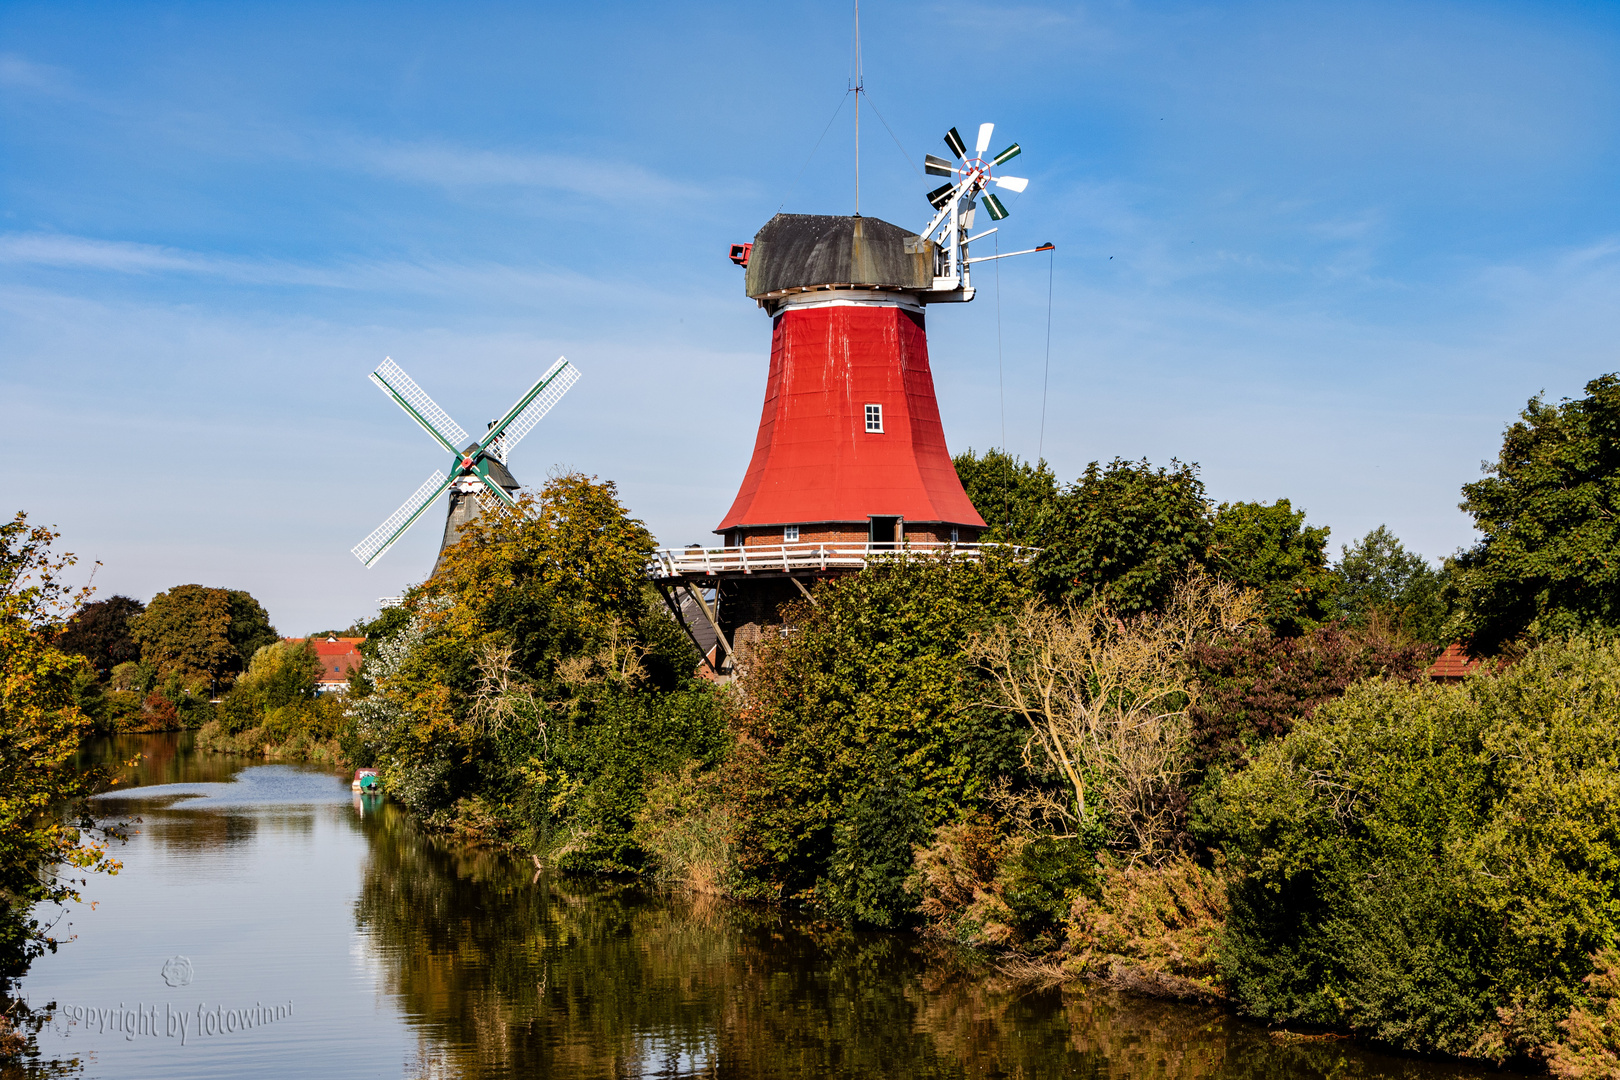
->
left=959, top=455, right=1341, bottom=634
left=730, top=553, right=1033, bottom=913
left=56, top=594, right=144, bottom=675
left=1212, top=637, right=1620, bottom=1060
left=952, top=448, right=1060, bottom=545
left=225, top=590, right=278, bottom=663
left=524, top=688, right=731, bottom=874
left=1334, top=525, right=1449, bottom=643
left=732, top=557, right=1030, bottom=919
left=1036, top=458, right=1212, bottom=614
left=1208, top=500, right=1336, bottom=635
left=1187, top=621, right=1435, bottom=770
left=998, top=835, right=1096, bottom=946
left=1451, top=374, right=1620, bottom=654
left=823, top=780, right=925, bottom=928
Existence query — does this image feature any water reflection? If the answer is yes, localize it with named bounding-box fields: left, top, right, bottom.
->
left=355, top=806, right=1518, bottom=1080
left=13, top=735, right=1528, bottom=1080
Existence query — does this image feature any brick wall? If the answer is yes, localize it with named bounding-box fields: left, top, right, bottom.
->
left=720, top=522, right=982, bottom=547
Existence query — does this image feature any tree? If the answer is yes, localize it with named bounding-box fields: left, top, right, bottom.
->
left=1037, top=458, right=1213, bottom=614
left=1213, top=637, right=1620, bottom=1061
left=0, top=513, right=122, bottom=982
left=358, top=472, right=716, bottom=861
left=226, top=591, right=278, bottom=665
left=728, top=552, right=1033, bottom=919
left=216, top=640, right=322, bottom=736
left=127, top=584, right=277, bottom=689
left=1186, top=620, right=1436, bottom=770
left=1207, top=500, right=1337, bottom=635
left=970, top=575, right=1261, bottom=859
left=1334, top=525, right=1448, bottom=643
left=56, top=595, right=144, bottom=675
left=953, top=448, right=1060, bottom=546
left=1450, top=374, right=1620, bottom=654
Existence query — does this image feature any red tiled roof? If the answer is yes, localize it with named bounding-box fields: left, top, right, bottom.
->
left=301, top=636, right=365, bottom=683
left=1429, top=643, right=1480, bottom=681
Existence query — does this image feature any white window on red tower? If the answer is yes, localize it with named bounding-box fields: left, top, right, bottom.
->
left=865, top=404, right=883, bottom=432
left=784, top=525, right=799, bottom=542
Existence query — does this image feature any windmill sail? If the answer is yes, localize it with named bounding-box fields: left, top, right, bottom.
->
left=371, top=358, right=469, bottom=453
left=352, top=355, right=580, bottom=568
left=352, top=470, right=452, bottom=567
left=479, top=357, right=580, bottom=457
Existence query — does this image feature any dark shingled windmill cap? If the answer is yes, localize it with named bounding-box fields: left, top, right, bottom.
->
left=744, top=214, right=939, bottom=299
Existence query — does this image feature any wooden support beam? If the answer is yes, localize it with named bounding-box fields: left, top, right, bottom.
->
left=653, top=582, right=723, bottom=677
left=682, top=582, right=737, bottom=669
left=791, top=576, right=817, bottom=605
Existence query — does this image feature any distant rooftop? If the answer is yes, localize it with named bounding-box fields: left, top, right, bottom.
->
left=1428, top=643, right=1481, bottom=682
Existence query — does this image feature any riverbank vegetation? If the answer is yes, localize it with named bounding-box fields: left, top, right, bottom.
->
left=336, top=375, right=1620, bottom=1068
left=18, top=372, right=1620, bottom=1071
left=0, top=514, right=125, bottom=988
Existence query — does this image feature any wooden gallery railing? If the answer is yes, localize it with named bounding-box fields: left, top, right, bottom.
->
left=646, top=541, right=1035, bottom=579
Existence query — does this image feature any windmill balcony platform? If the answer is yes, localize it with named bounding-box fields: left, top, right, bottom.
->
left=646, top=541, right=1035, bottom=582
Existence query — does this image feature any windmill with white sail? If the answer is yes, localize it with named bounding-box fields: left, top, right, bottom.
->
left=351, top=356, right=581, bottom=572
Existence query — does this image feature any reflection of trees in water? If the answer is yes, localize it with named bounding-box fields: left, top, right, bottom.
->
left=142, top=810, right=258, bottom=854
left=1061, top=991, right=1507, bottom=1080
left=80, top=734, right=330, bottom=856
left=0, top=996, right=82, bottom=1080
left=358, top=809, right=1079, bottom=1077
left=133, top=809, right=315, bottom=856
left=358, top=815, right=1520, bottom=1080
left=78, top=733, right=243, bottom=790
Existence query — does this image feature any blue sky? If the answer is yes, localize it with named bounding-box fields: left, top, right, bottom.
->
left=3, top=1, right=1619, bottom=634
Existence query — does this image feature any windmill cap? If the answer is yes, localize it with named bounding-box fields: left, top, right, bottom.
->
left=745, top=214, right=937, bottom=299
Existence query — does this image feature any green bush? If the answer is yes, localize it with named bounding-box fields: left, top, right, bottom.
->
left=522, top=686, right=731, bottom=873
left=822, top=779, right=925, bottom=928
left=1212, top=637, right=1620, bottom=1061
left=729, top=552, right=1033, bottom=919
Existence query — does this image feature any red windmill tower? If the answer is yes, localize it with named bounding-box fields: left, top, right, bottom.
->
left=652, top=123, right=1048, bottom=675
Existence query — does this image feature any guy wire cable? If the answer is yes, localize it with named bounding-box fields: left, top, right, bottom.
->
left=776, top=91, right=851, bottom=215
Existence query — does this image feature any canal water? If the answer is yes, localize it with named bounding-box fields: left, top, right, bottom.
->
left=12, top=734, right=1517, bottom=1079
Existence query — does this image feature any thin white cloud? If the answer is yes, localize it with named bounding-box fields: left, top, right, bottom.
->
left=0, top=231, right=735, bottom=322
left=0, top=233, right=204, bottom=273
left=0, top=53, right=69, bottom=93
left=346, top=139, right=707, bottom=203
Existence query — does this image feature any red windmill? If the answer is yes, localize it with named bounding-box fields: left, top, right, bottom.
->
left=651, top=123, right=1047, bottom=676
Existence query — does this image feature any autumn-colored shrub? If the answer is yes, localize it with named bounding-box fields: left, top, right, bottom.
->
left=1188, top=618, right=1434, bottom=768
left=911, top=816, right=1096, bottom=950
left=1549, top=949, right=1620, bottom=1079
left=1064, top=854, right=1226, bottom=1000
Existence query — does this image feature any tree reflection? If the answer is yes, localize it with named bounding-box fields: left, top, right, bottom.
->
left=356, top=806, right=1090, bottom=1077
left=358, top=812, right=1526, bottom=1080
